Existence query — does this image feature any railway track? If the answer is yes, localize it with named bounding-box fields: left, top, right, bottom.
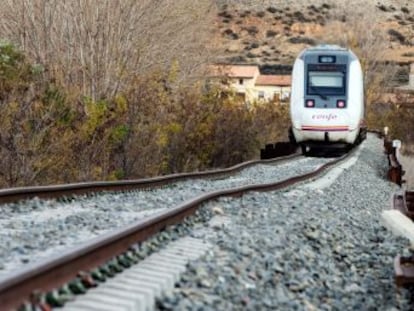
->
left=0, top=153, right=303, bottom=204
left=0, top=146, right=358, bottom=310
left=0, top=133, right=405, bottom=310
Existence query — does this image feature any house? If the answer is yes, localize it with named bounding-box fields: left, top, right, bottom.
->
left=208, top=64, right=291, bottom=103
left=208, top=64, right=260, bottom=102
left=255, top=74, right=291, bottom=102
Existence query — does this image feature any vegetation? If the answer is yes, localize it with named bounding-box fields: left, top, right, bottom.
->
left=0, top=18, right=289, bottom=187
left=1, top=0, right=413, bottom=188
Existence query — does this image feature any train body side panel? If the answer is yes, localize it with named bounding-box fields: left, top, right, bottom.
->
left=347, top=59, right=364, bottom=131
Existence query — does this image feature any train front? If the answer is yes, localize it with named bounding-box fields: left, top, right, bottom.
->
left=290, top=47, right=364, bottom=152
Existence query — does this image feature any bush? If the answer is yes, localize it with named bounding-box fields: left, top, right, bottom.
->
left=288, top=36, right=316, bottom=45
left=239, top=10, right=251, bottom=18
left=245, top=26, right=259, bottom=36
left=292, top=11, right=309, bottom=23
left=0, top=42, right=295, bottom=187
left=388, top=29, right=406, bottom=43
left=308, top=5, right=320, bottom=13
left=227, top=56, right=247, bottom=63
left=377, top=4, right=389, bottom=12
left=266, top=30, right=278, bottom=37
left=267, top=7, right=278, bottom=14
left=218, top=11, right=233, bottom=19
left=223, top=29, right=239, bottom=40
left=256, top=11, right=266, bottom=18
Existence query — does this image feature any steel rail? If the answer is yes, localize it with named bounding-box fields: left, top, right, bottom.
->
left=0, top=153, right=300, bottom=205
left=0, top=147, right=356, bottom=310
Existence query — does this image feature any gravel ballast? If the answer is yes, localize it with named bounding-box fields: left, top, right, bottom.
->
left=156, top=135, right=412, bottom=310
left=0, top=153, right=329, bottom=277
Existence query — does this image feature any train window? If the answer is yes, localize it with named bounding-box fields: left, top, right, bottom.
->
left=319, top=55, right=336, bottom=63
left=307, top=71, right=345, bottom=96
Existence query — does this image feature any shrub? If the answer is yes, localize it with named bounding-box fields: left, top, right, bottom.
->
left=377, top=4, right=389, bottom=12
left=241, top=10, right=251, bottom=17
left=245, top=26, right=259, bottom=36
left=308, top=5, right=320, bottom=13
left=267, top=7, right=278, bottom=14
left=223, top=29, right=233, bottom=35
left=246, top=52, right=257, bottom=58
left=223, top=29, right=239, bottom=40
left=256, top=11, right=266, bottom=18
left=316, top=15, right=326, bottom=25
left=227, top=56, right=247, bottom=63
left=266, top=30, right=278, bottom=37
left=218, top=11, right=233, bottom=19
left=388, top=29, right=406, bottom=44
left=401, top=7, right=410, bottom=14
left=288, top=36, right=316, bottom=45
left=292, top=11, right=309, bottom=23
left=393, top=66, right=409, bottom=83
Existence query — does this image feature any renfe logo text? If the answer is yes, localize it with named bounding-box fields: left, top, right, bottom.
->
left=311, top=114, right=338, bottom=121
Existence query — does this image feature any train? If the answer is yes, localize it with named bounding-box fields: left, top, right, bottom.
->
left=289, top=44, right=366, bottom=155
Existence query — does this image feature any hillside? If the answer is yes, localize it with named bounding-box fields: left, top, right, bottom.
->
left=213, top=0, right=414, bottom=78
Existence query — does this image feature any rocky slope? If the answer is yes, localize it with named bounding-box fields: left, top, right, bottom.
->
left=213, top=0, right=414, bottom=74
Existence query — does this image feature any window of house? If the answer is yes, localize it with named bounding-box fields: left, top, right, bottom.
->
left=239, top=79, right=244, bottom=85
left=258, top=91, right=265, bottom=99
left=281, top=91, right=290, bottom=102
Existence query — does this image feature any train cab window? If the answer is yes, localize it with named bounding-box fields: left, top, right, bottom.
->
left=307, top=71, right=345, bottom=96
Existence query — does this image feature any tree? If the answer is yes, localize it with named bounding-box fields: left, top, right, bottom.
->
left=0, top=0, right=216, bottom=100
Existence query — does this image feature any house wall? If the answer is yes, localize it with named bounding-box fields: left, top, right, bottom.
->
left=210, top=65, right=292, bottom=103
left=227, top=69, right=260, bottom=103
left=248, top=85, right=291, bottom=102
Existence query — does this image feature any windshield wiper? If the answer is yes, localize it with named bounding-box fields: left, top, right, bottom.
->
left=309, top=84, right=328, bottom=100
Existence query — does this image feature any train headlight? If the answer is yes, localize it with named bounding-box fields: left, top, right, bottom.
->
left=336, top=100, right=346, bottom=108
left=305, top=99, right=315, bottom=108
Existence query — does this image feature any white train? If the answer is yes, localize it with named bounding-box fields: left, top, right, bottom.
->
left=289, top=45, right=366, bottom=154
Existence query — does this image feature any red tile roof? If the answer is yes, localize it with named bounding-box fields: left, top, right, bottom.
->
left=209, top=65, right=259, bottom=78
left=255, top=75, right=291, bottom=86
